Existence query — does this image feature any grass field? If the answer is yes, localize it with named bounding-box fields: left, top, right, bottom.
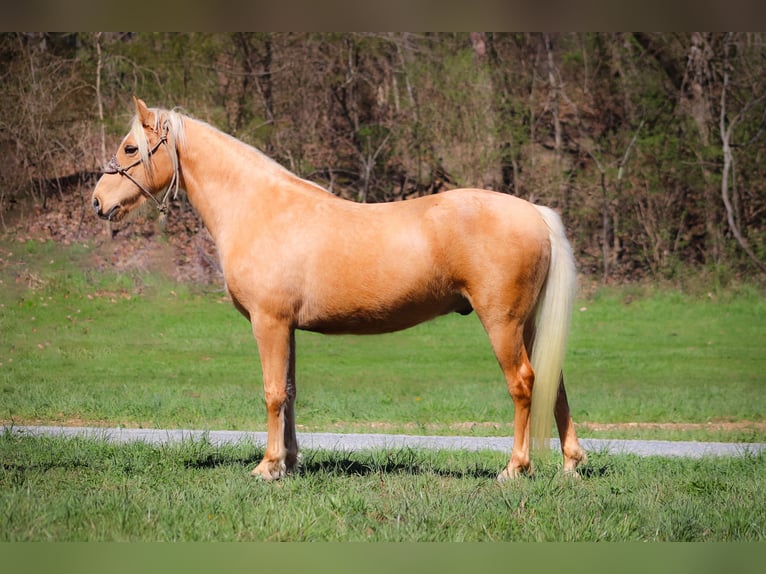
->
left=2, top=238, right=764, bottom=442
left=2, top=431, right=764, bottom=541
left=1, top=238, right=765, bottom=542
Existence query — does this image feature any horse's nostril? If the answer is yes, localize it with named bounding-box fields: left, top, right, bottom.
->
left=92, top=197, right=100, bottom=213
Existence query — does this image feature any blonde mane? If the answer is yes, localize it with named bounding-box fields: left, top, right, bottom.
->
left=132, top=106, right=330, bottom=196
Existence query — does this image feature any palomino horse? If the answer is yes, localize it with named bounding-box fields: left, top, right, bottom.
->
left=92, top=97, right=587, bottom=481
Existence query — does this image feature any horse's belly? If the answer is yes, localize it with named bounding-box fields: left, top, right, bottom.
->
left=298, top=292, right=471, bottom=335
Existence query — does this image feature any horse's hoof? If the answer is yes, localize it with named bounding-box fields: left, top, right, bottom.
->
left=561, top=468, right=582, bottom=480
left=285, top=452, right=301, bottom=473
left=250, top=460, right=286, bottom=481
left=562, top=449, right=588, bottom=477
left=496, top=463, right=532, bottom=482
left=496, top=469, right=520, bottom=483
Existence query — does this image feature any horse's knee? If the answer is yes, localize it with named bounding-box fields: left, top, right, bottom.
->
left=263, top=387, right=288, bottom=414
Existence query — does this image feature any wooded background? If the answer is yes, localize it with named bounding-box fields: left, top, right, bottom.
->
left=1, top=32, right=764, bottom=283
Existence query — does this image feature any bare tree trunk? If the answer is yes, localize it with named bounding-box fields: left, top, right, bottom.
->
left=544, top=34, right=562, bottom=161
left=682, top=33, right=721, bottom=265
left=544, top=33, right=567, bottom=209
left=235, top=33, right=276, bottom=151
left=719, top=45, right=766, bottom=273
left=479, top=32, right=521, bottom=195
left=93, top=32, right=112, bottom=237
left=599, top=170, right=610, bottom=281
left=397, top=33, right=423, bottom=186
left=94, top=32, right=106, bottom=168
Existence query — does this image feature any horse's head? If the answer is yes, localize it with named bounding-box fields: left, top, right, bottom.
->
left=92, top=97, right=183, bottom=222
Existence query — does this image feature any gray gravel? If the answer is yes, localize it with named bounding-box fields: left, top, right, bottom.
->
left=5, top=425, right=764, bottom=458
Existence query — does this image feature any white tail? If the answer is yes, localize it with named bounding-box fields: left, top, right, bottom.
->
left=529, top=205, right=577, bottom=454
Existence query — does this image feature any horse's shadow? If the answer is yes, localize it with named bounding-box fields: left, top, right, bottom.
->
left=576, top=462, right=612, bottom=479
left=183, top=447, right=501, bottom=480
left=182, top=447, right=609, bottom=481
left=297, top=450, right=503, bottom=480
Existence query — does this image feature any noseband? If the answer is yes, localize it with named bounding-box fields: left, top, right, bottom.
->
left=104, top=132, right=180, bottom=220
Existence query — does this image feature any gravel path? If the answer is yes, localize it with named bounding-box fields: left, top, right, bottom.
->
left=5, top=425, right=764, bottom=458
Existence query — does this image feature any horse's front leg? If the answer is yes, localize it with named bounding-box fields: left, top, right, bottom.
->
left=250, top=316, right=299, bottom=480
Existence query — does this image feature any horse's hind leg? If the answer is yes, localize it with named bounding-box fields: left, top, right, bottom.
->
left=250, top=316, right=299, bottom=480
left=555, top=374, right=587, bottom=475
left=484, top=319, right=535, bottom=480
left=522, top=321, right=586, bottom=476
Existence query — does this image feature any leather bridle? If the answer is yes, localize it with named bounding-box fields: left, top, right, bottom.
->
left=103, top=131, right=180, bottom=219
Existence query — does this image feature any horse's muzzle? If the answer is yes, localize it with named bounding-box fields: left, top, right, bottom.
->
left=92, top=197, right=120, bottom=221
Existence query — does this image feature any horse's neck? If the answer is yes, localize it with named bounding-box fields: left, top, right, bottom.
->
left=178, top=118, right=327, bottom=248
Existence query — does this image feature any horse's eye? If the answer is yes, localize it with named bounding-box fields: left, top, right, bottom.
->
left=124, top=145, right=138, bottom=155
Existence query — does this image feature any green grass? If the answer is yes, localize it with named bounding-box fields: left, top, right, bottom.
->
left=1, top=238, right=764, bottom=442
left=2, top=238, right=765, bottom=543
left=1, top=431, right=763, bottom=541
left=566, top=286, right=766, bottom=439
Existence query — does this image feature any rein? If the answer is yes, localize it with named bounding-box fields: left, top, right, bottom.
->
left=104, top=132, right=180, bottom=220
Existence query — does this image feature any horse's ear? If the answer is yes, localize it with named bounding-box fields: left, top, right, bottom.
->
left=133, top=96, right=154, bottom=129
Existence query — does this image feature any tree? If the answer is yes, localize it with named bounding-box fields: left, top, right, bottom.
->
left=2, top=32, right=765, bottom=281
left=718, top=34, right=766, bottom=273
